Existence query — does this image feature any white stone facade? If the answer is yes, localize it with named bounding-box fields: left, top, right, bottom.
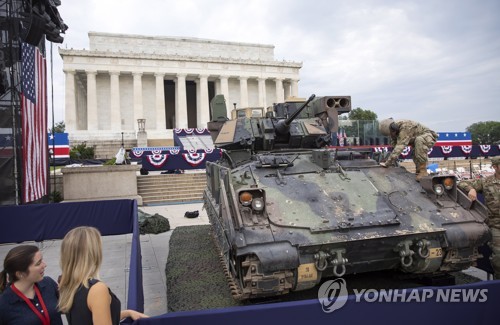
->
left=59, top=32, right=302, bottom=145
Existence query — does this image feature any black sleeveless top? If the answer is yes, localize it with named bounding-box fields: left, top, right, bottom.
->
left=67, top=279, right=121, bottom=325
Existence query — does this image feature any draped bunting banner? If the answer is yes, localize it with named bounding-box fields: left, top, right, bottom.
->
left=371, top=144, right=500, bottom=161
left=480, top=145, right=491, bottom=154
left=146, top=154, right=169, bottom=167
left=461, top=145, right=472, bottom=155
left=441, top=146, right=453, bottom=155
left=130, top=150, right=144, bottom=159
left=138, top=143, right=497, bottom=170
left=173, top=128, right=210, bottom=136
left=401, top=146, right=411, bottom=157
left=130, top=146, right=179, bottom=159
left=373, top=147, right=388, bottom=153
left=141, top=148, right=222, bottom=171
left=182, top=152, right=206, bottom=167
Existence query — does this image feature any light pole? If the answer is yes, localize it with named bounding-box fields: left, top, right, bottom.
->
left=49, top=148, right=55, bottom=202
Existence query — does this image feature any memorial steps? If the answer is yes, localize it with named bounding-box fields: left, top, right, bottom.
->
left=137, top=172, right=206, bottom=205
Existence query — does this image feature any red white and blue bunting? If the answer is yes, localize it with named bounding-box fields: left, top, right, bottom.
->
left=401, top=146, right=411, bottom=157
left=174, top=128, right=209, bottom=136
left=461, top=145, right=472, bottom=155
left=131, top=146, right=179, bottom=158
left=480, top=145, right=491, bottom=154
left=130, top=150, right=144, bottom=158
left=146, top=154, right=169, bottom=167
left=182, top=152, right=206, bottom=167
left=441, top=146, right=453, bottom=155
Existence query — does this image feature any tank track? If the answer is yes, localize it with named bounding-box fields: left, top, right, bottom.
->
left=210, top=229, right=249, bottom=300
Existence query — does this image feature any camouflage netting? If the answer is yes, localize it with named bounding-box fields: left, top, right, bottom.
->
left=166, top=225, right=483, bottom=312
left=138, top=209, right=170, bottom=235
left=166, top=225, right=240, bottom=312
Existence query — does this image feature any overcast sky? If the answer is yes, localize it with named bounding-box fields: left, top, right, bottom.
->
left=47, top=0, right=499, bottom=132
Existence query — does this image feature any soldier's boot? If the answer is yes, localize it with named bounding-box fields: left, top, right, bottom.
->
left=416, top=164, right=428, bottom=182
left=414, top=162, right=421, bottom=176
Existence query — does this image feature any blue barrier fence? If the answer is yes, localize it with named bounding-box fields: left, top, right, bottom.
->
left=0, top=199, right=144, bottom=312
left=134, top=280, right=500, bottom=325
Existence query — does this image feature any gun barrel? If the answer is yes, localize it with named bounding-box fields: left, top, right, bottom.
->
left=284, top=94, right=316, bottom=126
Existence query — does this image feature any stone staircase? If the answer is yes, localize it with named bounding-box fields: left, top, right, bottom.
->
left=137, top=172, right=207, bottom=205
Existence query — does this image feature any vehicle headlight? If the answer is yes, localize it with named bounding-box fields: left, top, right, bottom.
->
left=239, top=191, right=253, bottom=206
left=443, top=177, right=454, bottom=190
left=252, top=198, right=265, bottom=212
left=433, top=184, right=445, bottom=196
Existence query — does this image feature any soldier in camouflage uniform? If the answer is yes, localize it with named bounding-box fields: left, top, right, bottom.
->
left=378, top=118, right=438, bottom=181
left=458, top=156, right=500, bottom=279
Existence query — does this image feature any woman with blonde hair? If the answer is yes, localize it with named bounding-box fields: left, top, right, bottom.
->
left=58, top=226, right=147, bottom=324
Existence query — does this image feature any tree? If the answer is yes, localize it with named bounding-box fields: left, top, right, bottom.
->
left=50, top=121, right=65, bottom=134
left=466, top=121, right=500, bottom=144
left=339, top=107, right=378, bottom=140
left=348, top=107, right=378, bottom=121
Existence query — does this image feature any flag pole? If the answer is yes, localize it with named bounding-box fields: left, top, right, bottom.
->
left=50, top=41, right=56, bottom=199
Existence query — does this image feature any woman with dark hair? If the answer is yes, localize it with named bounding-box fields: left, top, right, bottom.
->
left=0, top=245, right=63, bottom=325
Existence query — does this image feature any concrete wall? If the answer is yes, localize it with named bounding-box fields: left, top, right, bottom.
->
left=61, top=165, right=142, bottom=205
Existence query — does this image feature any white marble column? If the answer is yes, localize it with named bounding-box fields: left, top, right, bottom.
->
left=109, top=71, right=121, bottom=131
left=284, top=81, right=291, bottom=100
left=155, top=73, right=166, bottom=131
left=197, top=74, right=210, bottom=128
left=64, top=69, right=77, bottom=131
left=214, top=79, right=221, bottom=95
left=86, top=70, right=98, bottom=131
left=239, top=76, right=249, bottom=107
left=175, top=73, right=188, bottom=128
left=275, top=78, right=284, bottom=103
left=291, top=79, right=299, bottom=97
left=258, top=77, right=267, bottom=108
left=220, top=76, right=229, bottom=101
left=133, top=72, right=143, bottom=131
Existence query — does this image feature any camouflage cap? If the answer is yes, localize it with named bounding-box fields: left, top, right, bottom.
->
left=491, top=156, right=500, bottom=166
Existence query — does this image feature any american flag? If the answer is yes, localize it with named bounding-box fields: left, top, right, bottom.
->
left=21, top=42, right=48, bottom=203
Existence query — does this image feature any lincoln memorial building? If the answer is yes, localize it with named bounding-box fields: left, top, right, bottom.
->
left=59, top=32, right=302, bottom=154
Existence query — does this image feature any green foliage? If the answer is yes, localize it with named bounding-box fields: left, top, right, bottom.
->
left=104, top=158, right=117, bottom=165
left=466, top=121, right=500, bottom=144
left=50, top=121, right=65, bottom=133
left=50, top=191, right=63, bottom=203
left=337, top=108, right=378, bottom=138
left=348, top=107, right=378, bottom=121
left=70, top=142, right=95, bottom=159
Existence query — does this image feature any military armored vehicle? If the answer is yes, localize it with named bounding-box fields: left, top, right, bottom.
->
left=204, top=94, right=490, bottom=300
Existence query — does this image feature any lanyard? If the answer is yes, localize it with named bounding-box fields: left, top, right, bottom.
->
left=11, top=283, right=51, bottom=325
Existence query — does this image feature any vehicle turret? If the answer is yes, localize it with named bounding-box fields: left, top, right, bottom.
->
left=211, top=94, right=352, bottom=151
